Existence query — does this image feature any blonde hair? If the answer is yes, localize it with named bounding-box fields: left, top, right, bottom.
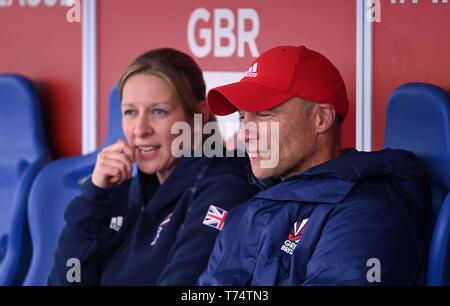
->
left=119, top=48, right=211, bottom=120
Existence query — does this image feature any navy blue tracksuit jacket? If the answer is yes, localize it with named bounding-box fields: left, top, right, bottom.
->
left=48, top=154, right=258, bottom=285
left=198, top=149, right=430, bottom=286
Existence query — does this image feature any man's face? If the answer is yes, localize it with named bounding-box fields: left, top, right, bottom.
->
left=238, top=97, right=318, bottom=180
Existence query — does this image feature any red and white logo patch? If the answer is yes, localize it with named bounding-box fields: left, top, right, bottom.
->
left=203, top=205, right=228, bottom=231
left=281, top=219, right=309, bottom=255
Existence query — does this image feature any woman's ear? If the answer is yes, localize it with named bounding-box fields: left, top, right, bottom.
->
left=198, top=100, right=212, bottom=124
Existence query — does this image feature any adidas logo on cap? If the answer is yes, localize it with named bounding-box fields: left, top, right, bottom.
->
left=244, top=62, right=258, bottom=78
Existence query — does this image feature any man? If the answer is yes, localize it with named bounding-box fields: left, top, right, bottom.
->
left=198, top=45, right=429, bottom=285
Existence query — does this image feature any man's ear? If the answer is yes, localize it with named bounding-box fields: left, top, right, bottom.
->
left=315, top=104, right=336, bottom=133
left=198, top=100, right=212, bottom=124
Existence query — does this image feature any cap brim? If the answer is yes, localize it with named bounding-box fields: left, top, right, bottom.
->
left=207, top=81, right=294, bottom=116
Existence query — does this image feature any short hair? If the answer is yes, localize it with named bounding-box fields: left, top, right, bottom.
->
left=300, top=98, right=343, bottom=130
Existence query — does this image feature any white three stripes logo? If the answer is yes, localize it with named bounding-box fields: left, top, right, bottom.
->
left=244, top=62, right=258, bottom=78
left=249, top=63, right=258, bottom=73
left=109, top=216, right=123, bottom=231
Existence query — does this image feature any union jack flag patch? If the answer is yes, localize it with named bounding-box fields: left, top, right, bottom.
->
left=203, top=205, right=228, bottom=231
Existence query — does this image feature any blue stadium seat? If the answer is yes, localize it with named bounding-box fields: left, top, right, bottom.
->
left=384, top=83, right=450, bottom=285
left=23, top=84, right=125, bottom=285
left=0, top=74, right=50, bottom=285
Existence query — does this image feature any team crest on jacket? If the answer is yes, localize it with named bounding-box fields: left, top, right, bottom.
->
left=281, top=219, right=309, bottom=255
left=203, top=205, right=228, bottom=231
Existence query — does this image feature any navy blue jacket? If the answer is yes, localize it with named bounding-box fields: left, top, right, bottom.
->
left=198, top=149, right=430, bottom=286
left=48, top=154, right=258, bottom=285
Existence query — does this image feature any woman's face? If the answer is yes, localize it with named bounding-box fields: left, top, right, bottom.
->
left=121, top=74, right=190, bottom=183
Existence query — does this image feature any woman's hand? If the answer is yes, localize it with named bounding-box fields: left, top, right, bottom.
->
left=91, top=139, right=135, bottom=189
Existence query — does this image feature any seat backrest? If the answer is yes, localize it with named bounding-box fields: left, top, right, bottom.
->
left=0, top=74, right=50, bottom=285
left=24, top=154, right=97, bottom=286
left=23, top=84, right=124, bottom=285
left=384, top=82, right=450, bottom=285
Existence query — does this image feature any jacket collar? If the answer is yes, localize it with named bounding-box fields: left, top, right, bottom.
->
left=128, top=154, right=210, bottom=214
left=252, top=148, right=428, bottom=206
left=249, top=149, right=357, bottom=204
left=254, top=176, right=355, bottom=204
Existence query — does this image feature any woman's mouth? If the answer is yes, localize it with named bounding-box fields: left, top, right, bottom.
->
left=138, top=145, right=160, bottom=153
left=136, top=145, right=161, bottom=158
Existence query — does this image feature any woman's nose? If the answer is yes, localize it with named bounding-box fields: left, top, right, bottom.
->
left=133, top=115, right=154, bottom=138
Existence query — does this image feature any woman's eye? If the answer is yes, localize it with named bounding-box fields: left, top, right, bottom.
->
left=123, top=110, right=137, bottom=116
left=152, top=109, right=168, bottom=116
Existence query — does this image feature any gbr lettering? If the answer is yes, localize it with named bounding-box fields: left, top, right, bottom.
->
left=187, top=8, right=260, bottom=58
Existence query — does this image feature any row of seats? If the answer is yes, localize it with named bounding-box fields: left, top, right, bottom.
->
left=0, top=75, right=50, bottom=285
left=0, top=74, right=124, bottom=285
left=0, top=74, right=449, bottom=285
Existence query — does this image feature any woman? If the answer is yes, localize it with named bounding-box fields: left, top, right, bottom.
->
left=48, top=48, right=258, bottom=285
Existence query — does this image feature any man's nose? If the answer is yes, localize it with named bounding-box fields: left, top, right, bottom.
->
left=238, top=117, right=258, bottom=145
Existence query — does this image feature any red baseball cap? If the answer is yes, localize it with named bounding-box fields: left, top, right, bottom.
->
left=207, top=45, right=349, bottom=119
